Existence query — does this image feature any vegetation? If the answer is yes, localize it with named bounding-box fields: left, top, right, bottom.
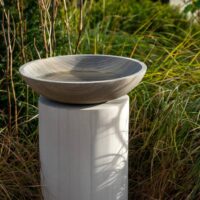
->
left=184, top=0, right=200, bottom=15
left=0, top=0, right=200, bottom=199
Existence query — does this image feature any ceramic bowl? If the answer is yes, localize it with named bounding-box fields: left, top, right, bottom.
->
left=19, top=55, right=147, bottom=104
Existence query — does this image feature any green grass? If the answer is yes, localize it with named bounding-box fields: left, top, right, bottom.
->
left=0, top=0, right=200, bottom=199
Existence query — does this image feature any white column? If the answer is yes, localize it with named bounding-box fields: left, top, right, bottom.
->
left=170, top=0, right=185, bottom=9
left=39, top=95, right=129, bottom=200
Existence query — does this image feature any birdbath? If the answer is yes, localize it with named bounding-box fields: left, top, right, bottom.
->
left=20, top=54, right=146, bottom=200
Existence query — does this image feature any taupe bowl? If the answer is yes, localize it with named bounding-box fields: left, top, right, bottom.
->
left=19, top=55, right=147, bottom=104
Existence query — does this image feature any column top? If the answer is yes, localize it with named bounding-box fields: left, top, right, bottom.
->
left=39, top=95, right=129, bottom=111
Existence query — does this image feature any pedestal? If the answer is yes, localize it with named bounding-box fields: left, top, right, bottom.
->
left=39, top=95, right=129, bottom=200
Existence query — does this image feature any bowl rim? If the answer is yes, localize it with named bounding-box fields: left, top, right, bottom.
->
left=19, top=54, right=147, bottom=84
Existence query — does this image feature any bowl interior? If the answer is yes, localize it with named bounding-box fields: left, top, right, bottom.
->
left=20, top=55, right=143, bottom=82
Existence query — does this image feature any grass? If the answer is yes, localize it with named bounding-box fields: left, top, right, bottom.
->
left=0, top=0, right=200, bottom=199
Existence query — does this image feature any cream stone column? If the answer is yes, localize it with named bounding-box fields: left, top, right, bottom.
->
left=39, top=95, right=129, bottom=200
